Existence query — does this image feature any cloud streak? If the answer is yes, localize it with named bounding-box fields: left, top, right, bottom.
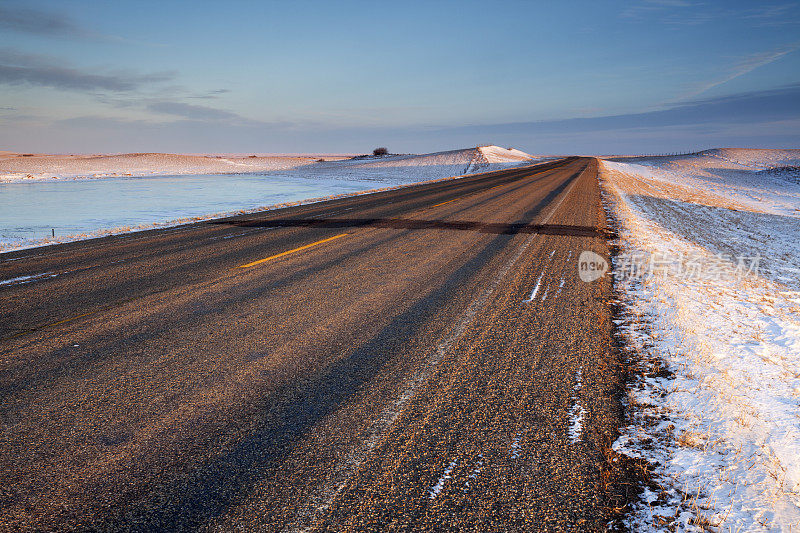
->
left=186, top=89, right=232, bottom=100
left=0, top=4, right=90, bottom=37
left=446, top=83, right=800, bottom=135
left=683, top=43, right=800, bottom=99
left=0, top=48, right=174, bottom=92
left=147, top=102, right=244, bottom=121
left=620, top=0, right=713, bottom=26
left=621, top=1, right=800, bottom=26
left=0, top=64, right=173, bottom=92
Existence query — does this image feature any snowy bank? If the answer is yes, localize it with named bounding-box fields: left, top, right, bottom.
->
left=601, top=151, right=800, bottom=531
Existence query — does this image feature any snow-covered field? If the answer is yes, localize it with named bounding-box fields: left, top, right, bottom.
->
left=0, top=152, right=344, bottom=182
left=0, top=146, right=545, bottom=253
left=601, top=149, right=800, bottom=531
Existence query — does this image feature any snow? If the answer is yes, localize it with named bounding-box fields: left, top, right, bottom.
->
left=554, top=278, right=565, bottom=298
left=0, top=152, right=339, bottom=182
left=568, top=368, right=584, bottom=444
left=524, top=249, right=558, bottom=302
left=605, top=149, right=800, bottom=217
left=0, top=272, right=56, bottom=286
left=0, top=146, right=545, bottom=254
left=600, top=152, right=800, bottom=531
left=478, top=145, right=540, bottom=163
left=0, top=146, right=545, bottom=184
left=524, top=273, right=544, bottom=302
left=276, top=145, right=548, bottom=183
left=699, top=148, right=800, bottom=169
left=429, top=460, right=458, bottom=499
left=510, top=435, right=522, bottom=459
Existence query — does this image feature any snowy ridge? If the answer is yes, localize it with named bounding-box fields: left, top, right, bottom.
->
left=601, top=153, right=800, bottom=531
left=478, top=145, right=537, bottom=163
left=281, top=145, right=544, bottom=184
left=331, top=145, right=535, bottom=168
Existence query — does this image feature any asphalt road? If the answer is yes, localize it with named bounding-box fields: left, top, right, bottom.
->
left=0, top=157, right=627, bottom=531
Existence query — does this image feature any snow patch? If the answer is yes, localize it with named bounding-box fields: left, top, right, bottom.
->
left=462, top=454, right=484, bottom=492
left=524, top=272, right=544, bottom=302
left=429, top=460, right=458, bottom=499
left=510, top=435, right=522, bottom=459
left=554, top=278, right=565, bottom=298
left=568, top=368, right=584, bottom=444
left=0, top=272, right=56, bottom=286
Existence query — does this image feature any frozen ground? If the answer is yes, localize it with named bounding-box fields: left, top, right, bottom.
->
left=601, top=149, right=800, bottom=531
left=0, top=146, right=544, bottom=253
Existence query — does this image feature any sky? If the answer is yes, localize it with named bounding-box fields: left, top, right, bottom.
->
left=0, top=0, right=799, bottom=155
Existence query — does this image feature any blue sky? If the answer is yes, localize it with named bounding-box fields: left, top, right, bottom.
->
left=1, top=0, right=799, bottom=154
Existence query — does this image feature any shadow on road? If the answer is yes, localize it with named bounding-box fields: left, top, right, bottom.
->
left=213, top=217, right=610, bottom=238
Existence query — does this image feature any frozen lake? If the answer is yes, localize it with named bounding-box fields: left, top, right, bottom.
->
left=0, top=173, right=395, bottom=252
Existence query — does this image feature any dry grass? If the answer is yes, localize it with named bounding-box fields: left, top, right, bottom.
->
left=604, top=165, right=755, bottom=213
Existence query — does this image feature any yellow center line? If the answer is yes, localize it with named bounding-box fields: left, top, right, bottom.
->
left=48, top=310, right=100, bottom=327
left=3, top=234, right=352, bottom=341
left=237, top=233, right=350, bottom=268
left=430, top=198, right=460, bottom=208
left=2, top=309, right=104, bottom=341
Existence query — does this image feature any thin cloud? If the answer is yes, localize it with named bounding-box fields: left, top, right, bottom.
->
left=54, top=113, right=295, bottom=130
left=186, top=89, right=232, bottom=100
left=440, top=83, right=800, bottom=135
left=147, top=102, right=243, bottom=121
left=0, top=65, right=173, bottom=92
left=60, top=83, right=800, bottom=140
left=0, top=4, right=119, bottom=40
left=740, top=3, right=800, bottom=26
left=623, top=1, right=800, bottom=26
left=0, top=48, right=175, bottom=92
left=621, top=0, right=698, bottom=21
left=0, top=4, right=84, bottom=36
left=681, top=43, right=800, bottom=99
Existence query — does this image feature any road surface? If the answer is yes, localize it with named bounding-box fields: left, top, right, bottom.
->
left=0, top=157, right=629, bottom=531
